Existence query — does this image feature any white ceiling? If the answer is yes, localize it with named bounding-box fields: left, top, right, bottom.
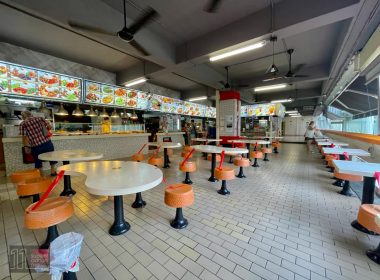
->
left=0, top=0, right=378, bottom=115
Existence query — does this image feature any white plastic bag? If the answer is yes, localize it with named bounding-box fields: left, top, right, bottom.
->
left=49, top=232, right=84, bottom=280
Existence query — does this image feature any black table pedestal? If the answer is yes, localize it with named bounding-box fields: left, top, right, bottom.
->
left=338, top=181, right=353, bottom=196
left=170, top=208, right=188, bottom=229
left=252, top=158, right=260, bottom=167
left=110, top=195, right=130, bottom=236
left=274, top=147, right=279, bottom=153
left=217, top=180, right=230, bottom=195
left=40, top=225, right=59, bottom=249
left=163, top=148, right=170, bottom=168
left=236, top=167, right=246, bottom=178
left=183, top=172, right=193, bottom=185
left=366, top=244, right=380, bottom=265
left=131, top=192, right=146, bottom=208
left=208, top=154, right=218, bottom=182
left=60, top=161, right=76, bottom=196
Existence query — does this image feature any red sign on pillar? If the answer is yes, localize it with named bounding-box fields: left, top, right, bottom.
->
left=219, top=90, right=241, bottom=144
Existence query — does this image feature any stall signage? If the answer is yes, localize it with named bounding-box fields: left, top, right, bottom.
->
left=241, top=103, right=278, bottom=117
left=0, top=61, right=82, bottom=103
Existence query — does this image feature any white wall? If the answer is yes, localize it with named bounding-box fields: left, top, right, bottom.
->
left=284, top=117, right=316, bottom=136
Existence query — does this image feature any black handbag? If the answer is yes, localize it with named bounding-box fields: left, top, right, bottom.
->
left=22, top=147, right=35, bottom=164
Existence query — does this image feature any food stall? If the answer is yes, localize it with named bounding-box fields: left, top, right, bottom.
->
left=241, top=103, right=285, bottom=137
left=0, top=60, right=217, bottom=175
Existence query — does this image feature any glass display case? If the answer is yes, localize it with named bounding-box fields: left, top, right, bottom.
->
left=54, top=122, right=145, bottom=135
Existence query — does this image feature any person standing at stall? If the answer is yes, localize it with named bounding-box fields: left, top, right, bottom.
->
left=20, top=110, right=57, bottom=176
left=189, top=119, right=197, bottom=143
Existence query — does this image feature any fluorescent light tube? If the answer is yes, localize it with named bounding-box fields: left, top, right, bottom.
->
left=189, top=96, right=207, bottom=102
left=254, top=84, right=287, bottom=92
left=285, top=110, right=298, bottom=113
left=290, top=115, right=302, bottom=117
left=210, top=41, right=266, bottom=61
left=124, top=77, right=147, bottom=87
left=270, top=98, right=293, bottom=104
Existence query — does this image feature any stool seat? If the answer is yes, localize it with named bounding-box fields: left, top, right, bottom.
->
left=183, top=146, right=192, bottom=152
left=333, top=171, right=363, bottom=182
left=357, top=204, right=380, bottom=234
left=215, top=167, right=235, bottom=180
left=179, top=161, right=196, bottom=173
left=165, top=184, right=194, bottom=208
left=207, top=154, right=221, bottom=162
left=148, top=157, right=163, bottom=166
left=234, top=157, right=250, bottom=167
left=181, top=151, right=193, bottom=158
left=272, top=142, right=281, bottom=147
left=131, top=153, right=144, bottom=162
left=17, top=177, right=52, bottom=197
left=250, top=151, right=263, bottom=159
left=11, top=169, right=40, bottom=183
left=25, top=197, right=74, bottom=230
left=325, top=154, right=338, bottom=162
left=327, top=160, right=335, bottom=168
left=261, top=148, right=272, bottom=154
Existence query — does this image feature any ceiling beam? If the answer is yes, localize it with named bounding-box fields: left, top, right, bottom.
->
left=177, top=0, right=359, bottom=63
left=335, top=99, right=364, bottom=113
left=345, top=89, right=378, bottom=99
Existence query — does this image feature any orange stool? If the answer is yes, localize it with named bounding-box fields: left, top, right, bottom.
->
left=181, top=151, right=193, bottom=158
left=215, top=167, right=235, bottom=195
left=164, top=184, right=194, bottom=229
left=11, top=169, right=40, bottom=183
left=25, top=197, right=74, bottom=249
left=250, top=151, right=263, bottom=167
left=17, top=177, right=52, bottom=203
left=179, top=161, right=197, bottom=185
left=183, top=146, right=192, bottom=152
left=234, top=156, right=250, bottom=178
left=272, top=141, right=281, bottom=153
left=333, top=171, right=363, bottom=196
left=356, top=204, right=380, bottom=264
left=148, top=156, right=163, bottom=167
left=131, top=153, right=144, bottom=162
left=261, top=147, right=272, bottom=161
left=207, top=154, right=221, bottom=162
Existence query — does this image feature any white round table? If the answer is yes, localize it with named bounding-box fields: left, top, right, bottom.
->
left=39, top=149, right=103, bottom=196
left=147, top=142, right=182, bottom=168
left=58, top=161, right=163, bottom=235
left=191, top=145, right=248, bottom=182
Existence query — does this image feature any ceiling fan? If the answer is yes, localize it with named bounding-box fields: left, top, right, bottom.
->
left=68, top=0, right=158, bottom=56
left=204, top=0, right=223, bottom=13
left=219, top=66, right=248, bottom=89
left=263, top=48, right=309, bottom=82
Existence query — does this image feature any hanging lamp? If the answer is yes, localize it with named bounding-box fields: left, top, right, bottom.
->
left=72, top=104, right=84, bottom=116
left=87, top=106, right=98, bottom=117
left=55, top=103, right=69, bottom=116
left=39, top=101, right=51, bottom=117
left=111, top=108, right=120, bottom=118
left=268, top=36, right=279, bottom=73
left=99, top=108, right=109, bottom=117
left=130, top=110, right=138, bottom=120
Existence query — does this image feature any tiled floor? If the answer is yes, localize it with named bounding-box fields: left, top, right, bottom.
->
left=1, top=144, right=380, bottom=280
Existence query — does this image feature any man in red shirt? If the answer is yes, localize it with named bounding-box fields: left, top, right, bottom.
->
left=20, top=110, right=57, bottom=176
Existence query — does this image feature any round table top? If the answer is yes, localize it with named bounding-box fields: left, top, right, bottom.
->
left=39, top=149, right=103, bottom=162
left=192, top=138, right=222, bottom=142
left=227, top=139, right=270, bottom=145
left=191, top=145, right=248, bottom=154
left=147, top=142, right=182, bottom=149
left=58, top=161, right=163, bottom=196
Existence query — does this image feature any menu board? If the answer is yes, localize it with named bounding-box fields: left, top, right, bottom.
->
left=160, top=96, right=184, bottom=115
left=148, top=94, right=162, bottom=111
left=241, top=103, right=278, bottom=117
left=137, top=91, right=149, bottom=110
left=126, top=89, right=138, bottom=108
left=205, top=106, right=216, bottom=118
left=0, top=61, right=82, bottom=102
left=84, top=80, right=130, bottom=107
left=275, top=103, right=286, bottom=117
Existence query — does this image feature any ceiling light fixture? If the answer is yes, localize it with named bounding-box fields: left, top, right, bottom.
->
left=188, top=96, right=207, bottom=102
left=285, top=110, right=298, bottom=114
left=124, top=77, right=147, bottom=87
left=55, top=103, right=69, bottom=116
left=254, top=84, right=287, bottom=92
left=290, top=115, right=302, bottom=118
left=72, top=104, right=84, bottom=116
left=209, top=40, right=266, bottom=62
left=270, top=98, right=293, bottom=104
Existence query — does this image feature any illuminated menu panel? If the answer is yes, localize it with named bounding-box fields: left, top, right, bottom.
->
left=241, top=103, right=284, bottom=117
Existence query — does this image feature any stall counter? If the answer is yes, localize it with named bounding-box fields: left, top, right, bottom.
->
left=2, top=133, right=150, bottom=175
